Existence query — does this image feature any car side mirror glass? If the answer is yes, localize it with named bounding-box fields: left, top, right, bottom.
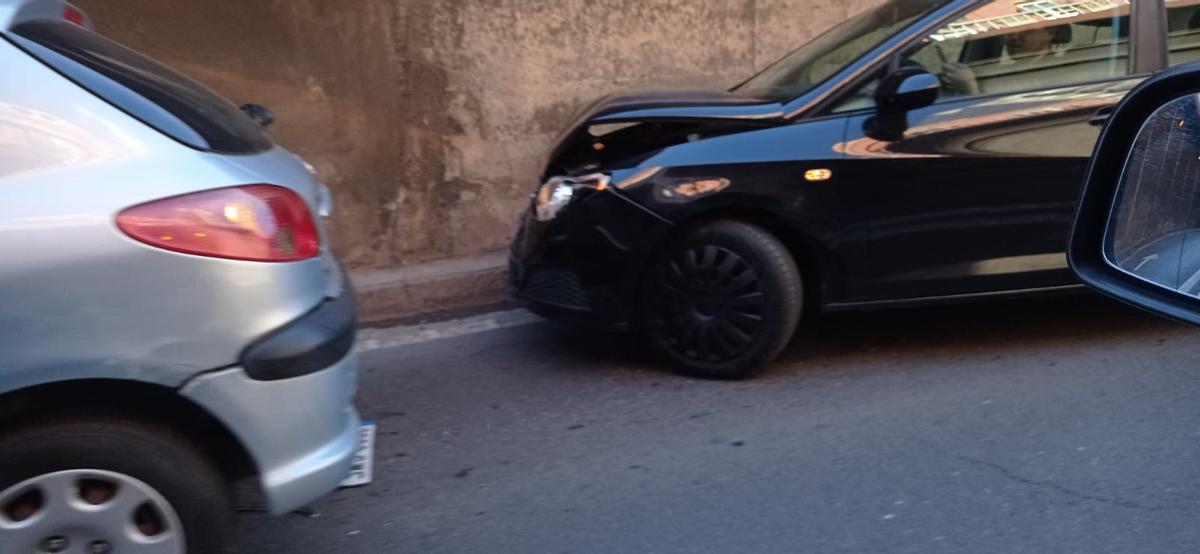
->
left=1106, top=94, right=1200, bottom=292
left=1070, top=65, right=1200, bottom=326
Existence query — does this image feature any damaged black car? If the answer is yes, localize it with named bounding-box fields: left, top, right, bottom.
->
left=510, top=0, right=1200, bottom=378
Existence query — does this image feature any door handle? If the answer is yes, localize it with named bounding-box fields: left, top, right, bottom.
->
left=1088, top=107, right=1114, bottom=127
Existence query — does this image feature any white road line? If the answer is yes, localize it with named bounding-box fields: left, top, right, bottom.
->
left=355, top=308, right=544, bottom=352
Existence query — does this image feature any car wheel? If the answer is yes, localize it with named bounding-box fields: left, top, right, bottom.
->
left=641, top=220, right=802, bottom=379
left=0, top=417, right=237, bottom=554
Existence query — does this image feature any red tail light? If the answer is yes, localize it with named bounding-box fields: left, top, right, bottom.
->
left=62, top=5, right=87, bottom=26
left=117, top=185, right=320, bottom=262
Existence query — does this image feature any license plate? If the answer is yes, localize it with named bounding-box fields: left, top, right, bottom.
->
left=340, top=420, right=376, bottom=488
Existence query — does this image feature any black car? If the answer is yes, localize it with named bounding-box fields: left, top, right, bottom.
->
left=510, top=0, right=1200, bottom=379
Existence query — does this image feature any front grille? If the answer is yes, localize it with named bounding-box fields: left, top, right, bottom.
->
left=521, top=267, right=589, bottom=310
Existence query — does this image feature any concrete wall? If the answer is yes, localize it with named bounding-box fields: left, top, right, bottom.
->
left=75, top=0, right=879, bottom=271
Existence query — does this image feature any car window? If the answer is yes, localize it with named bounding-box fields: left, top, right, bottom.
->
left=4, top=21, right=272, bottom=154
left=831, top=0, right=1130, bottom=112
left=734, top=0, right=952, bottom=101
left=1166, top=0, right=1200, bottom=66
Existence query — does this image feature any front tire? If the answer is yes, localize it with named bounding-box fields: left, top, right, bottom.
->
left=641, top=220, right=802, bottom=379
left=0, top=417, right=237, bottom=554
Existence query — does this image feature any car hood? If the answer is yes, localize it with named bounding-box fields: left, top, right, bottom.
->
left=579, top=89, right=781, bottom=121
left=555, top=90, right=783, bottom=140
left=546, top=88, right=783, bottom=176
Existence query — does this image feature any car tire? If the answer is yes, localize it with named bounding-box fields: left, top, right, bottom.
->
left=640, top=220, right=802, bottom=379
left=0, top=417, right=237, bottom=554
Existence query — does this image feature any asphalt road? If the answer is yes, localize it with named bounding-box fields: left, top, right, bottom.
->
left=244, top=293, right=1200, bottom=553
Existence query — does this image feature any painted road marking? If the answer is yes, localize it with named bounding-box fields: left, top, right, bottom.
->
left=356, top=308, right=543, bottom=352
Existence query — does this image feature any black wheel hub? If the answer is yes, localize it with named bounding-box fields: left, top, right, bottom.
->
left=651, top=244, right=766, bottom=362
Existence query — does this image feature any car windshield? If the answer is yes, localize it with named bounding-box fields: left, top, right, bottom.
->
left=735, top=0, right=952, bottom=100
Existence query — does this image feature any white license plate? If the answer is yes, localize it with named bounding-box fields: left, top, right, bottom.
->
left=340, top=420, right=376, bottom=488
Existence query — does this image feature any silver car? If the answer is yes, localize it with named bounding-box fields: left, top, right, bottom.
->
left=0, top=1, right=361, bottom=552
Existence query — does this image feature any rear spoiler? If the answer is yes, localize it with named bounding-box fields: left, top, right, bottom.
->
left=0, top=0, right=91, bottom=32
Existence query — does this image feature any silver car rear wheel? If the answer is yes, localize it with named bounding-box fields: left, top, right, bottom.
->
left=0, top=469, right=185, bottom=554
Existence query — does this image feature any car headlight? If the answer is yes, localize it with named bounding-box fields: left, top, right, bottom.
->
left=534, top=173, right=610, bottom=222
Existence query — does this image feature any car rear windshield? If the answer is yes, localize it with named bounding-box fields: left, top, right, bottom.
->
left=6, top=21, right=272, bottom=154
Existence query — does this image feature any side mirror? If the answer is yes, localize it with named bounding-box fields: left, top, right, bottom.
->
left=1070, top=64, right=1200, bottom=325
left=875, top=67, right=941, bottom=112
left=865, top=67, right=941, bottom=141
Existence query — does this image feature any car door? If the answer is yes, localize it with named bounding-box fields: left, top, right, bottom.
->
left=823, top=0, right=1157, bottom=305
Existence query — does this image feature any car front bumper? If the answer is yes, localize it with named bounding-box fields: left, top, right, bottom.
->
left=180, top=350, right=360, bottom=514
left=509, top=191, right=672, bottom=328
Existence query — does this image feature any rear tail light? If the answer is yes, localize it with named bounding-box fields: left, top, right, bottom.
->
left=62, top=5, right=87, bottom=27
left=117, top=184, right=320, bottom=262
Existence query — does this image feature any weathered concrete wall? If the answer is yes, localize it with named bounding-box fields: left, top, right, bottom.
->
left=75, top=0, right=879, bottom=271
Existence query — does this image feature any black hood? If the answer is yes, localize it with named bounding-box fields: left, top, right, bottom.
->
left=582, top=89, right=780, bottom=119
left=559, top=89, right=782, bottom=135
left=546, top=89, right=783, bottom=177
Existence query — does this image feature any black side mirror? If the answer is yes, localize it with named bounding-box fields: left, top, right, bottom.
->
left=240, top=103, right=275, bottom=128
left=865, top=67, right=941, bottom=141
left=875, top=67, right=941, bottom=112
left=1070, top=63, right=1200, bottom=325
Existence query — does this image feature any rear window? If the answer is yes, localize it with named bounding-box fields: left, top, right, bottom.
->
left=6, top=21, right=271, bottom=154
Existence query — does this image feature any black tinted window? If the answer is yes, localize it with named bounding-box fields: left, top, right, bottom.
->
left=8, top=21, right=271, bottom=154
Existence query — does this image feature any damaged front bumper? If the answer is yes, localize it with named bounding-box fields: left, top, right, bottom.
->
left=509, top=188, right=672, bottom=328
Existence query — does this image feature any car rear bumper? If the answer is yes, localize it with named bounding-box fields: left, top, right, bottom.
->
left=180, top=351, right=360, bottom=514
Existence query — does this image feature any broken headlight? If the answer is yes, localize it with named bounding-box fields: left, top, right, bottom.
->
left=534, top=173, right=610, bottom=222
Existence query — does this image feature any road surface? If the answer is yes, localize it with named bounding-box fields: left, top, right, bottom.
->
left=244, top=293, right=1200, bottom=553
